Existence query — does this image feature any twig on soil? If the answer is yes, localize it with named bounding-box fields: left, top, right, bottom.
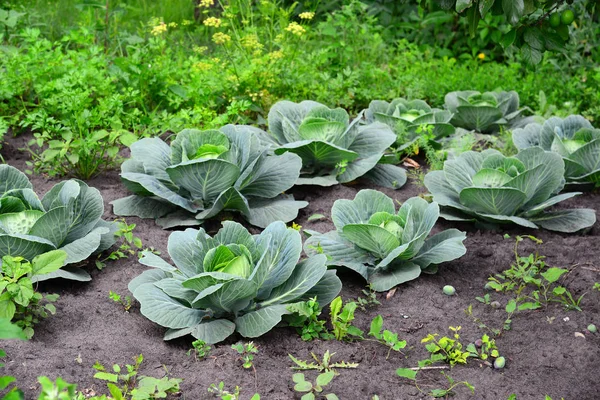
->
left=408, top=366, right=450, bottom=371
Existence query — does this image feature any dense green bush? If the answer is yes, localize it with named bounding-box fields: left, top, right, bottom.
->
left=1, top=1, right=598, bottom=177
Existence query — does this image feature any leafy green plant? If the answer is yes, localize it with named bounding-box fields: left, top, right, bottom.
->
left=289, top=350, right=359, bottom=373
left=92, top=354, right=182, bottom=400
left=353, top=286, right=381, bottom=311
left=420, top=326, right=472, bottom=367
left=444, top=90, right=529, bottom=133
left=37, top=377, right=78, bottom=400
left=329, top=297, right=363, bottom=341
left=292, top=371, right=338, bottom=400
left=0, top=165, right=118, bottom=281
left=0, top=252, right=65, bottom=338
left=368, top=315, right=407, bottom=359
left=207, top=381, right=260, bottom=400
left=187, top=339, right=211, bottom=360
left=366, top=98, right=455, bottom=155
left=262, top=100, right=407, bottom=188
left=109, top=291, right=132, bottom=312
left=129, top=221, right=341, bottom=344
left=466, top=334, right=500, bottom=361
left=1, top=347, right=24, bottom=400
left=512, top=115, right=600, bottom=189
left=305, top=190, right=467, bottom=291
left=285, top=297, right=333, bottom=341
left=424, top=148, right=597, bottom=232
left=96, top=220, right=143, bottom=270
left=112, top=126, right=306, bottom=229
left=231, top=342, right=258, bottom=370
left=27, top=129, right=136, bottom=180
left=485, top=236, right=585, bottom=329
left=430, top=372, right=475, bottom=399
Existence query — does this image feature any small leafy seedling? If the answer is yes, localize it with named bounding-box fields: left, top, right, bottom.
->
left=289, top=350, right=358, bottom=373
left=292, top=371, right=339, bottom=400
left=368, top=315, right=407, bottom=359
left=96, top=219, right=144, bottom=270
left=329, top=297, right=363, bottom=341
left=207, top=381, right=260, bottom=400
left=420, top=326, right=471, bottom=367
left=466, top=334, right=500, bottom=361
left=109, top=291, right=132, bottom=312
left=93, top=354, right=181, bottom=399
left=232, top=342, right=258, bottom=369
left=353, top=285, right=381, bottom=311
left=1, top=252, right=65, bottom=338
left=188, top=339, right=211, bottom=359
left=285, top=298, right=333, bottom=341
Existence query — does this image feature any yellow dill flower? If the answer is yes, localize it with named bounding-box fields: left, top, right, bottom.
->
left=477, top=53, right=485, bottom=60
left=203, top=17, right=222, bottom=28
left=182, top=19, right=192, bottom=26
left=299, top=12, right=315, bottom=20
left=199, top=0, right=214, bottom=7
left=241, top=34, right=264, bottom=55
left=151, top=22, right=167, bottom=36
left=193, top=45, right=208, bottom=54
left=168, top=22, right=178, bottom=28
left=285, top=22, right=305, bottom=36
left=193, top=62, right=213, bottom=71
left=268, top=50, right=284, bottom=60
left=212, top=32, right=231, bottom=45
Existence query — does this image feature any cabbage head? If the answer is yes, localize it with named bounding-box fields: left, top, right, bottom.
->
left=304, top=190, right=467, bottom=292
left=0, top=165, right=117, bottom=281
left=129, top=221, right=342, bottom=344
left=262, top=100, right=407, bottom=189
left=111, top=125, right=307, bottom=229
left=512, top=115, right=600, bottom=189
left=444, top=90, right=527, bottom=133
left=366, top=98, right=455, bottom=152
left=424, top=148, right=597, bottom=232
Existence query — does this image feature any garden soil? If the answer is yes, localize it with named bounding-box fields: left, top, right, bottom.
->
left=2, top=135, right=600, bottom=400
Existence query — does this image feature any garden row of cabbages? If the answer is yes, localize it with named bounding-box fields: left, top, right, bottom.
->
left=1, top=90, right=599, bottom=399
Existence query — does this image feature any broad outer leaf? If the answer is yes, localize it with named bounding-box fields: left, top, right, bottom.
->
left=134, top=283, right=208, bottom=329
left=369, top=262, right=422, bottom=292
left=261, top=254, right=328, bottom=306
left=247, top=195, right=308, bottom=228
left=529, top=209, right=596, bottom=233
left=411, top=229, right=467, bottom=268
left=235, top=304, right=291, bottom=338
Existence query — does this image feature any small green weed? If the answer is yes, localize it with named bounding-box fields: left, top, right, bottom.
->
left=285, top=298, right=333, bottom=341
left=289, top=350, right=358, bottom=373
left=92, top=354, right=181, bottom=399
left=419, top=326, right=472, bottom=367
left=187, top=340, right=211, bottom=360
left=231, top=342, right=258, bottom=369
left=0, top=252, right=65, bottom=338
left=108, top=291, right=132, bottom=312
left=96, top=220, right=144, bottom=270
left=367, top=315, right=407, bottom=359
left=207, top=381, right=260, bottom=400
left=329, top=297, right=363, bottom=341
left=292, top=371, right=339, bottom=400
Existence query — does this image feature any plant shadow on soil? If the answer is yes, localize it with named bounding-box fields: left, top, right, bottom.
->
left=2, top=134, right=600, bottom=400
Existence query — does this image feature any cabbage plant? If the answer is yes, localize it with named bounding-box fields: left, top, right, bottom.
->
left=0, top=165, right=117, bottom=281
left=262, top=100, right=407, bottom=189
left=512, top=115, right=600, bottom=188
left=129, top=221, right=341, bottom=344
left=366, top=98, right=455, bottom=152
left=112, top=125, right=307, bottom=229
left=444, top=90, right=527, bottom=133
left=304, top=190, right=467, bottom=292
left=424, top=148, right=597, bottom=232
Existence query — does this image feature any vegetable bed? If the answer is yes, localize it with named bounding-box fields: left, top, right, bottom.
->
left=2, top=132, right=600, bottom=400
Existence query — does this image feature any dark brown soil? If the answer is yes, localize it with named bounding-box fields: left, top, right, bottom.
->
left=2, top=135, right=600, bottom=400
